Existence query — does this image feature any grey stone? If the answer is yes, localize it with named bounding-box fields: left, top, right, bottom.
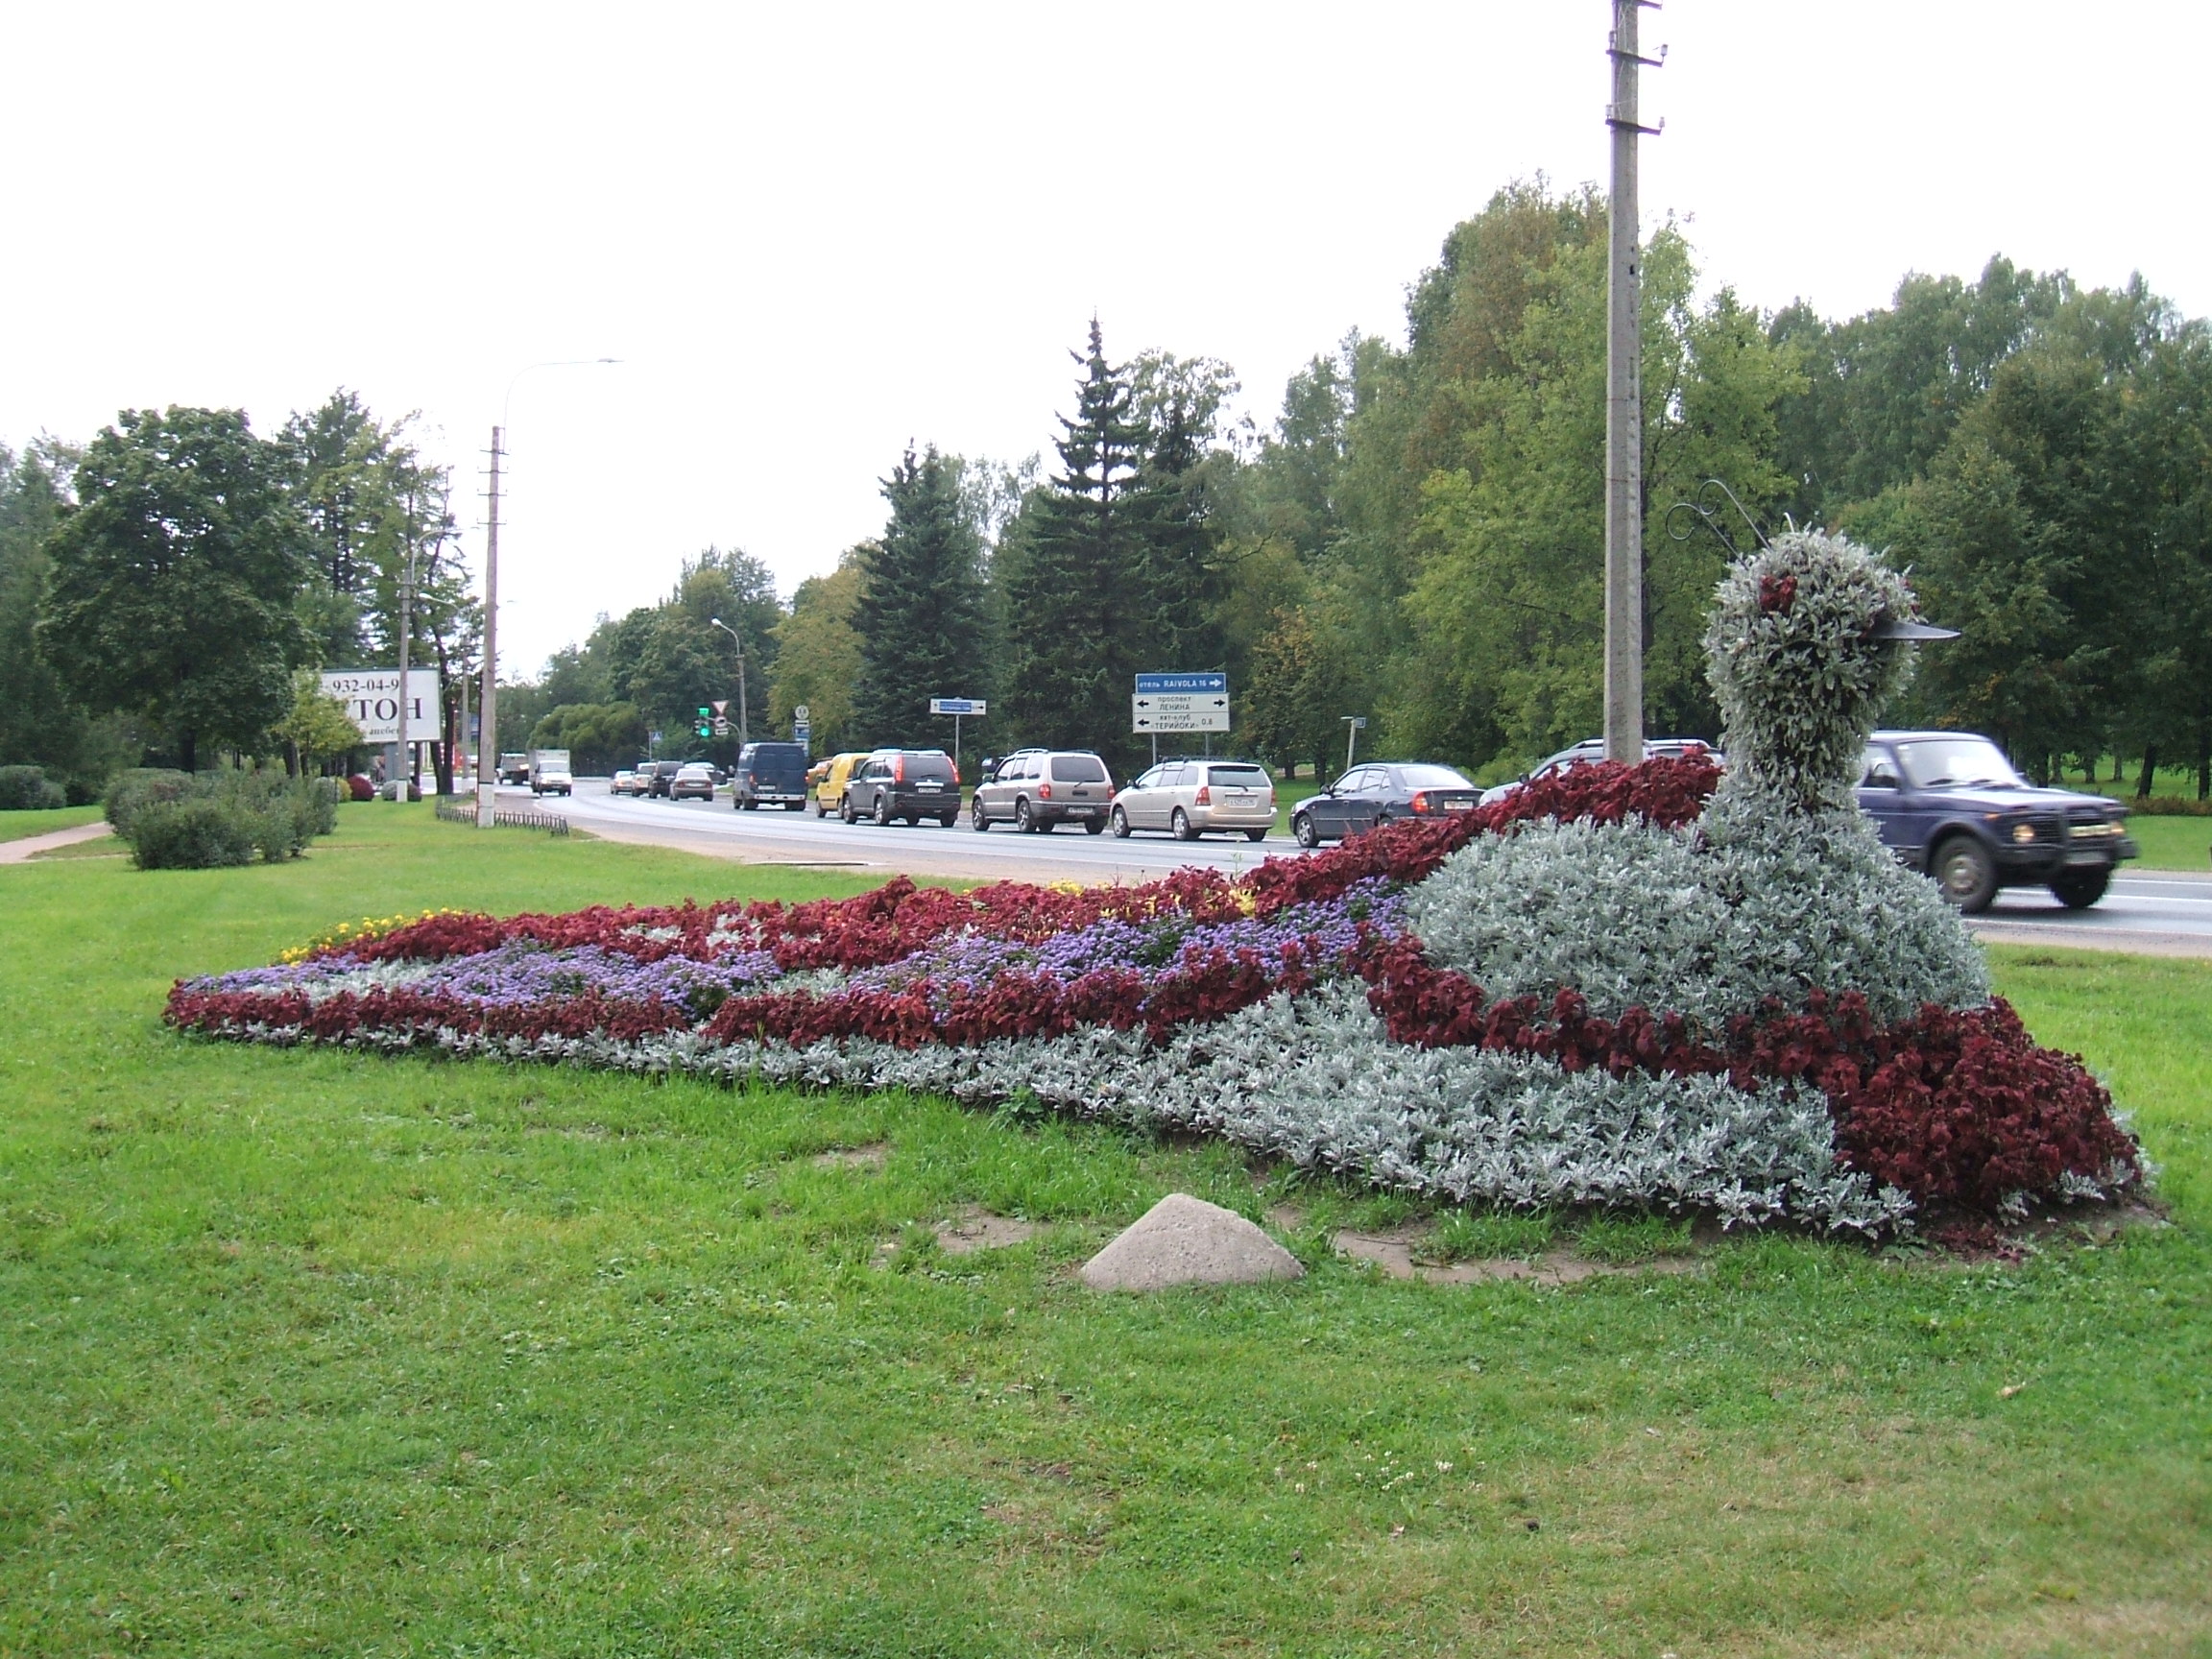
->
left=1079, top=1192, right=1304, bottom=1292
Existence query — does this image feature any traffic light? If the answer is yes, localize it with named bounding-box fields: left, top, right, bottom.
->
left=694, top=707, right=712, bottom=739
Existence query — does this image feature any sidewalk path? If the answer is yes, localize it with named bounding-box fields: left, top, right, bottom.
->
left=0, top=822, right=115, bottom=864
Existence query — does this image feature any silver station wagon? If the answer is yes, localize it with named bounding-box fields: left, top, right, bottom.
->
left=971, top=750, right=1116, bottom=833
left=1111, top=759, right=1274, bottom=842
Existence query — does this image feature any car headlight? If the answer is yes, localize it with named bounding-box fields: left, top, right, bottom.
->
left=2010, top=822, right=2037, bottom=844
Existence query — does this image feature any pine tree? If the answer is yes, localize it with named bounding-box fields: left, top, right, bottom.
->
left=1127, top=390, right=1226, bottom=680
left=851, top=445, right=987, bottom=748
left=998, top=321, right=1150, bottom=765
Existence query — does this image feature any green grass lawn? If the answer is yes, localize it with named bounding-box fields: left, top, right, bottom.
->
left=2129, top=815, right=2212, bottom=873
left=0, top=804, right=103, bottom=843
left=2, top=808, right=2206, bottom=1656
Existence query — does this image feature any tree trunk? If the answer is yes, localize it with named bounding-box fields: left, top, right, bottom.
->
left=179, top=729, right=197, bottom=774
left=2137, top=744, right=2157, bottom=799
left=430, top=628, right=456, bottom=796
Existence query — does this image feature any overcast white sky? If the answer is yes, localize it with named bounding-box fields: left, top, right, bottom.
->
left=4, top=2, right=2203, bottom=676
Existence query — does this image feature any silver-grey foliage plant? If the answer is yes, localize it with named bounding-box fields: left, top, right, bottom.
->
left=1702, top=529, right=1918, bottom=820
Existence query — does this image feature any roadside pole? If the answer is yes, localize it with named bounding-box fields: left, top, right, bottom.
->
left=476, top=427, right=501, bottom=827
left=1603, top=0, right=1663, bottom=765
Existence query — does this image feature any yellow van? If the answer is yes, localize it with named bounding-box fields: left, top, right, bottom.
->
left=810, top=751, right=870, bottom=817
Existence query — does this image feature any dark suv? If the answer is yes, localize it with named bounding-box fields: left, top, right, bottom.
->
left=842, top=749, right=960, bottom=827
left=1857, top=730, right=2137, bottom=912
left=733, top=741, right=809, bottom=810
left=638, top=760, right=685, bottom=799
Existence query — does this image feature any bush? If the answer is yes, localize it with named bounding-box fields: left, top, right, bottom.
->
left=2128, top=795, right=2212, bottom=817
left=110, top=770, right=341, bottom=869
left=129, top=798, right=257, bottom=870
left=0, top=765, right=65, bottom=811
left=105, top=769, right=195, bottom=836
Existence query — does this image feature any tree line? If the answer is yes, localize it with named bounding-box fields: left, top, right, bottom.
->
left=8, top=182, right=2207, bottom=799
left=738, top=184, right=2210, bottom=794
left=0, top=393, right=476, bottom=796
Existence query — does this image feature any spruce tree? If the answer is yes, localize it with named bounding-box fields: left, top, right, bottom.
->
left=998, top=321, right=1150, bottom=766
left=851, top=445, right=987, bottom=748
left=1127, top=391, right=1226, bottom=681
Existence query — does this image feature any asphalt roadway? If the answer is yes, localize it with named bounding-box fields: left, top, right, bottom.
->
left=508, top=780, right=2212, bottom=957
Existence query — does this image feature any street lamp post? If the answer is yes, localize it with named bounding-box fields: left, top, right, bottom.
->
left=709, top=617, right=749, bottom=745
left=476, top=357, right=621, bottom=826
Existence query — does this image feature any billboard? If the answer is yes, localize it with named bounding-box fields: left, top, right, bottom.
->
left=321, top=669, right=442, bottom=746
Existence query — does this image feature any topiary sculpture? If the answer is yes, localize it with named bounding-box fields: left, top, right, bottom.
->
left=1408, top=531, right=1987, bottom=1026
left=1701, top=528, right=1949, bottom=825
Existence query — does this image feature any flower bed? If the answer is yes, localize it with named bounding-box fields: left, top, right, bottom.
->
left=165, top=755, right=2140, bottom=1233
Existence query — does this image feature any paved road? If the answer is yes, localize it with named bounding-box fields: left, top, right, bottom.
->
left=536, top=779, right=1303, bottom=887
left=508, top=781, right=2212, bottom=954
left=1971, top=869, right=2212, bottom=956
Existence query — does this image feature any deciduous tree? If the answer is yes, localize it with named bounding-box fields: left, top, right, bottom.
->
left=39, top=408, right=310, bottom=772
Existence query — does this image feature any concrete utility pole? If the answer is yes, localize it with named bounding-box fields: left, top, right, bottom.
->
left=396, top=497, right=417, bottom=802
left=475, top=428, right=503, bottom=825
left=1603, top=0, right=1663, bottom=764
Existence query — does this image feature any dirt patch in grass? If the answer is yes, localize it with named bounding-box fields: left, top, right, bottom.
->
left=1332, top=1226, right=1702, bottom=1286
left=811, top=1142, right=889, bottom=1171
left=935, top=1207, right=1043, bottom=1255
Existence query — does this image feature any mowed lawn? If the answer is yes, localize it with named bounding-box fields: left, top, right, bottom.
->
left=1, top=808, right=2206, bottom=1657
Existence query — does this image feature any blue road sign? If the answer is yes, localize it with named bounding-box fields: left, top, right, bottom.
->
left=1135, top=672, right=1227, bottom=695
left=927, top=697, right=986, bottom=716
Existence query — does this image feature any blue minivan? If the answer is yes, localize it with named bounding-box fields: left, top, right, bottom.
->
left=733, top=741, right=810, bottom=810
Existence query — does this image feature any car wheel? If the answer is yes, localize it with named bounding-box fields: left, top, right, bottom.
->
left=2049, top=866, right=2111, bottom=909
left=971, top=798, right=991, bottom=831
left=838, top=793, right=854, bottom=824
left=1931, top=834, right=1999, bottom=914
left=787, top=801, right=805, bottom=811
left=939, top=813, right=958, bottom=828
left=1110, top=805, right=1130, bottom=838
left=1244, top=828, right=1266, bottom=842
left=811, top=796, right=825, bottom=816
left=875, top=794, right=892, bottom=827
left=1083, top=817, right=1105, bottom=834
left=1293, top=813, right=1321, bottom=850
left=1015, top=798, right=1035, bottom=833
left=1171, top=808, right=1197, bottom=842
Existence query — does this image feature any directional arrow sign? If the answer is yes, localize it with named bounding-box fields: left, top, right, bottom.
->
left=1133, top=695, right=1228, bottom=733
left=928, top=697, right=986, bottom=716
left=1135, top=671, right=1227, bottom=695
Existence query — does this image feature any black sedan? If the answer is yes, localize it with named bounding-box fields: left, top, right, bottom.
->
left=1290, top=763, right=1479, bottom=848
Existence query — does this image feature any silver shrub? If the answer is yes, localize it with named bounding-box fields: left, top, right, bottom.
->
left=1703, top=530, right=1919, bottom=818
left=1407, top=810, right=1987, bottom=1027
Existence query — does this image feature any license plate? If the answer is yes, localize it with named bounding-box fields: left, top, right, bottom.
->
left=2064, top=851, right=2107, bottom=867
left=1069, top=806, right=1094, bottom=816
left=917, top=781, right=940, bottom=791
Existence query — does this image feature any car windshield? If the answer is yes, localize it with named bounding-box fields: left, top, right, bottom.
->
left=1398, top=764, right=1475, bottom=789
left=1895, top=736, right=2026, bottom=790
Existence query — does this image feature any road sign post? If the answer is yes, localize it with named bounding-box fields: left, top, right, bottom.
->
left=1131, top=671, right=1230, bottom=758
left=927, top=697, right=985, bottom=777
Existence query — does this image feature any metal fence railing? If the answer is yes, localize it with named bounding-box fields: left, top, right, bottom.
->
left=433, top=801, right=570, bottom=836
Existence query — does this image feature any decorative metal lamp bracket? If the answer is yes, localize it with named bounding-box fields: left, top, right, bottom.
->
left=1665, top=478, right=1772, bottom=559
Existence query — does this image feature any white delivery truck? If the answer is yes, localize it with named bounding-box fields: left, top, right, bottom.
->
left=529, top=749, right=573, bottom=796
